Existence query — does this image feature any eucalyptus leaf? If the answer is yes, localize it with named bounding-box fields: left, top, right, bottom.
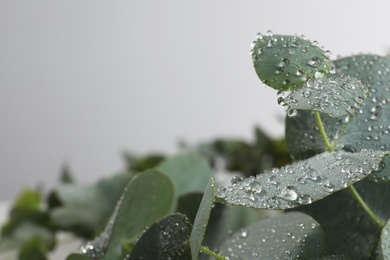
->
left=285, top=55, right=390, bottom=181
left=251, top=33, right=333, bottom=91
left=218, top=212, right=325, bottom=259
left=157, top=152, right=212, bottom=197
left=51, top=172, right=133, bottom=238
left=286, top=110, right=347, bottom=160
left=69, top=170, right=174, bottom=259
left=282, top=76, right=369, bottom=117
left=290, top=178, right=390, bottom=259
left=380, top=218, right=390, bottom=260
left=333, top=55, right=390, bottom=181
left=216, top=150, right=388, bottom=209
left=190, top=178, right=215, bottom=260
left=128, top=213, right=192, bottom=260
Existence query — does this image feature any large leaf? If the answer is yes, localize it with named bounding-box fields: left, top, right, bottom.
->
left=67, top=170, right=174, bottom=259
left=51, top=172, right=133, bottom=238
left=216, top=150, right=388, bottom=209
left=282, top=76, right=369, bottom=117
left=190, top=178, right=215, bottom=260
left=290, top=178, right=390, bottom=259
left=251, top=33, right=333, bottom=91
left=128, top=213, right=192, bottom=260
left=218, top=212, right=325, bottom=259
left=334, top=56, right=390, bottom=181
left=157, top=152, right=212, bottom=197
left=285, top=55, right=390, bottom=181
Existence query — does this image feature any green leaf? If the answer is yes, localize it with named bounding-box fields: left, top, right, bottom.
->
left=68, top=170, right=174, bottom=259
left=18, top=237, right=48, bottom=260
left=176, top=193, right=204, bottom=224
left=286, top=110, right=347, bottom=160
left=218, top=212, right=325, bottom=259
left=333, top=55, right=390, bottom=181
left=190, top=178, right=215, bottom=260
left=251, top=33, right=333, bottom=91
left=216, top=150, right=388, bottom=209
left=51, top=172, right=133, bottom=238
left=285, top=55, right=390, bottom=181
left=157, top=152, right=212, bottom=197
left=282, top=76, right=369, bottom=117
left=290, top=178, right=390, bottom=259
left=380, top=218, right=390, bottom=259
left=128, top=213, right=192, bottom=260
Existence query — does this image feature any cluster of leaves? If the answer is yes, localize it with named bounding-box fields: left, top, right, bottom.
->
left=2, top=32, right=390, bottom=259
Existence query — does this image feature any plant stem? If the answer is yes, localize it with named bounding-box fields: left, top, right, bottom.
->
left=314, top=111, right=333, bottom=151
left=347, top=185, right=384, bottom=229
left=314, top=111, right=384, bottom=229
left=200, top=245, right=228, bottom=260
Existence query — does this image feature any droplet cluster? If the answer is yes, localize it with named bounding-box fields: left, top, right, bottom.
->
left=251, top=32, right=334, bottom=91
left=281, top=76, right=369, bottom=117
left=216, top=150, right=387, bottom=209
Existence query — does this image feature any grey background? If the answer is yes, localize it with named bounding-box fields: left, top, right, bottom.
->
left=1, top=1, right=389, bottom=200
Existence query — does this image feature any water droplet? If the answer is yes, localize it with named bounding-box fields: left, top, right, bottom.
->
left=231, top=176, right=243, bottom=185
left=308, top=57, right=321, bottom=68
left=298, top=194, right=312, bottom=205
left=241, top=231, right=248, bottom=238
left=279, top=186, right=299, bottom=201
left=287, top=109, right=298, bottom=117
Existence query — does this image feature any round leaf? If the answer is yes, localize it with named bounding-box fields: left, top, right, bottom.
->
left=219, top=212, right=325, bottom=259
left=251, top=34, right=333, bottom=91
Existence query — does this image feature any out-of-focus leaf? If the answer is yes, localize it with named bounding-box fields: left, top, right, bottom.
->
left=157, top=152, right=212, bottom=197
left=51, top=172, right=133, bottom=238
left=68, top=170, right=174, bottom=259
left=123, top=152, right=165, bottom=172
left=18, top=237, right=47, bottom=260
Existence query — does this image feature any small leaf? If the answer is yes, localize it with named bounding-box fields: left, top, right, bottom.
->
left=157, top=152, right=212, bottom=197
left=70, top=170, right=174, bottom=259
left=128, top=213, right=192, bottom=260
left=290, top=178, right=390, bottom=258
left=380, top=218, right=390, bottom=259
left=218, top=212, right=325, bottom=259
left=251, top=33, right=333, bottom=91
left=216, top=150, right=388, bottom=209
left=282, top=76, right=369, bottom=117
left=190, top=178, right=216, bottom=260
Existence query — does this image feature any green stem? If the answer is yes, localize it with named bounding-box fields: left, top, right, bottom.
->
left=314, top=111, right=333, bottom=151
left=348, top=185, right=384, bottom=229
left=200, top=245, right=228, bottom=260
left=314, top=111, right=384, bottom=229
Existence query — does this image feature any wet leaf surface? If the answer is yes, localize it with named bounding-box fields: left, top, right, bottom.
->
left=128, top=213, right=192, bottom=260
left=219, top=212, right=324, bottom=259
left=290, top=178, right=390, bottom=259
left=282, top=76, right=369, bottom=117
left=216, top=150, right=388, bottom=209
